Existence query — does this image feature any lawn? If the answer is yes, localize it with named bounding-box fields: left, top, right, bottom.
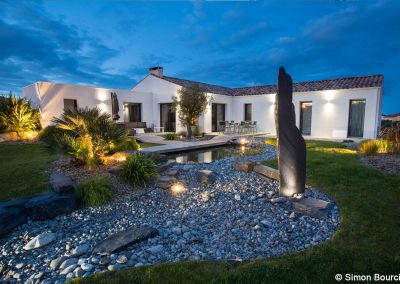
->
left=139, top=142, right=163, bottom=148
left=76, top=140, right=400, bottom=284
left=0, top=143, right=60, bottom=201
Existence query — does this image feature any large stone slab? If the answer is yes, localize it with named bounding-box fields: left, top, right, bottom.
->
left=93, top=226, right=158, bottom=255
left=232, top=161, right=257, bottom=172
left=26, top=193, right=77, bottom=221
left=50, top=173, right=75, bottom=195
left=23, top=232, right=56, bottom=250
left=253, top=164, right=279, bottom=181
left=292, top=197, right=333, bottom=218
left=196, top=170, right=217, bottom=184
left=0, top=199, right=28, bottom=236
left=275, top=67, right=306, bottom=196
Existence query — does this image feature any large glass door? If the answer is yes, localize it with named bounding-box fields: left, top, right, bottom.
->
left=300, top=102, right=312, bottom=135
left=160, top=103, right=176, bottom=132
left=128, top=103, right=141, bottom=122
left=347, top=99, right=366, bottom=138
left=212, top=103, right=225, bottom=132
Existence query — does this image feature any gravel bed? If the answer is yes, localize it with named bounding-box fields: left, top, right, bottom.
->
left=361, top=153, right=400, bottom=174
left=0, top=146, right=340, bottom=283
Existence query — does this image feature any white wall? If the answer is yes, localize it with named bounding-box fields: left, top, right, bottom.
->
left=23, top=82, right=153, bottom=127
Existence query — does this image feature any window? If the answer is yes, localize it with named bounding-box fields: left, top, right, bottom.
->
left=128, top=103, right=141, bottom=122
left=300, top=102, right=312, bottom=135
left=211, top=103, right=226, bottom=132
left=63, top=99, right=77, bottom=111
left=244, top=104, right=252, bottom=121
left=347, top=99, right=366, bottom=138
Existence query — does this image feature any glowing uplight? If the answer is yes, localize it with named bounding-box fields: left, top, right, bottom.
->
left=239, top=137, right=248, bottom=145
left=170, top=182, right=186, bottom=195
left=116, top=156, right=126, bottom=162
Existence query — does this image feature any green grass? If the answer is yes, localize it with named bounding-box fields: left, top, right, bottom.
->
left=0, top=143, right=60, bottom=201
left=77, top=140, right=399, bottom=283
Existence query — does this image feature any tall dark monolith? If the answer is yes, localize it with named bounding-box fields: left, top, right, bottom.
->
left=275, top=67, right=306, bottom=197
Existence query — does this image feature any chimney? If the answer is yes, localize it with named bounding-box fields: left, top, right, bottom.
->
left=149, top=66, right=163, bottom=77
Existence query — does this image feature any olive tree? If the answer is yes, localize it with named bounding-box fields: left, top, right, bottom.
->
left=172, top=84, right=210, bottom=138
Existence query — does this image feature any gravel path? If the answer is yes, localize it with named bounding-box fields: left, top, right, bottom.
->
left=0, top=146, right=340, bottom=283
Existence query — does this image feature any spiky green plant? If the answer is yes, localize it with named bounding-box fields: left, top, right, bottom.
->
left=75, top=176, right=113, bottom=207
left=121, top=154, right=158, bottom=186
left=52, top=107, right=127, bottom=169
left=0, top=93, right=40, bottom=135
left=380, top=122, right=400, bottom=152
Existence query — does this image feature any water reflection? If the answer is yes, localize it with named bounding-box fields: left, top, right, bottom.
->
left=166, top=145, right=251, bottom=163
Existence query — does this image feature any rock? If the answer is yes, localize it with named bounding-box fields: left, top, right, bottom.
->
left=23, top=232, right=56, bottom=250
left=158, top=159, right=175, bottom=172
left=107, top=264, right=122, bottom=272
left=15, top=263, right=25, bottom=269
left=74, top=268, right=85, bottom=278
left=60, top=264, right=77, bottom=275
left=234, top=194, right=241, bottom=201
left=90, top=256, right=100, bottom=264
left=108, top=165, right=122, bottom=175
left=134, top=262, right=143, bottom=268
left=25, top=193, right=77, bottom=221
left=260, top=219, right=272, bottom=227
left=253, top=164, right=279, bottom=181
left=59, top=258, right=78, bottom=270
left=196, top=170, right=217, bottom=184
left=72, top=244, right=90, bottom=257
left=232, top=161, right=257, bottom=172
left=147, top=245, right=163, bottom=254
left=164, top=169, right=179, bottom=177
left=156, top=176, right=177, bottom=189
left=0, top=199, right=28, bottom=236
left=116, top=255, right=127, bottom=264
left=98, top=257, right=111, bottom=266
left=49, top=173, right=75, bottom=195
left=50, top=256, right=69, bottom=270
left=81, top=263, right=94, bottom=272
left=270, top=197, right=287, bottom=204
left=292, top=197, right=333, bottom=218
left=171, top=226, right=182, bottom=235
left=93, top=226, right=158, bottom=255
left=182, top=164, right=194, bottom=171
left=275, top=67, right=306, bottom=196
left=289, top=212, right=296, bottom=219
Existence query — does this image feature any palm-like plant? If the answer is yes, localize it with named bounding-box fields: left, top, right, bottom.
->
left=380, top=122, right=400, bottom=152
left=0, top=93, right=40, bottom=135
left=53, top=107, right=127, bottom=169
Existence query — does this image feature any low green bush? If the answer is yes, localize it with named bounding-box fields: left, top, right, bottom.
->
left=38, top=125, right=64, bottom=148
left=164, top=132, right=177, bottom=140
left=114, top=137, right=141, bottom=152
left=121, top=154, right=158, bottom=186
left=193, top=125, right=202, bottom=137
left=359, top=140, right=379, bottom=155
left=75, top=176, right=113, bottom=207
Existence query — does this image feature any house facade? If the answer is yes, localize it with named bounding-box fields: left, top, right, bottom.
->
left=23, top=67, right=384, bottom=139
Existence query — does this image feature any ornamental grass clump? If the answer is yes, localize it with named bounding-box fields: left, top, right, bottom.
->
left=359, top=140, right=379, bottom=155
left=164, top=132, right=177, bottom=140
left=121, top=154, right=158, bottom=186
left=75, top=176, right=113, bottom=207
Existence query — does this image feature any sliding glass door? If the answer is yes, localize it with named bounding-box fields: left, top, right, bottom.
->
left=160, top=103, right=176, bottom=132
left=128, top=103, right=141, bottom=122
left=211, top=103, right=225, bottom=132
left=300, top=102, right=312, bottom=135
left=347, top=99, right=366, bottom=138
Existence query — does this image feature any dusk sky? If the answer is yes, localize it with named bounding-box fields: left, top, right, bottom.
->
left=0, top=0, right=399, bottom=114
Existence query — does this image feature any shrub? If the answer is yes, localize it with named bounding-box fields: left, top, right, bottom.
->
left=38, top=125, right=64, bottom=147
left=376, top=139, right=395, bottom=153
left=53, top=107, right=127, bottom=170
left=193, top=125, right=202, bottom=137
left=380, top=122, right=400, bottom=152
left=359, top=140, right=379, bottom=155
left=75, top=176, right=113, bottom=207
left=113, top=137, right=141, bottom=152
left=164, top=132, right=177, bottom=140
left=265, top=138, right=278, bottom=147
left=0, top=93, right=41, bottom=136
left=177, top=130, right=187, bottom=138
left=121, top=154, right=158, bottom=186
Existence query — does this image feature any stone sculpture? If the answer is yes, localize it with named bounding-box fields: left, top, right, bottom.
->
left=275, top=67, right=306, bottom=196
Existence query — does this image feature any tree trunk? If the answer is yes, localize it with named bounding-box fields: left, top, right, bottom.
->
left=186, top=124, right=192, bottom=139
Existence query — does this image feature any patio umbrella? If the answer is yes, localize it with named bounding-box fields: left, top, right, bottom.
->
left=110, top=92, right=120, bottom=120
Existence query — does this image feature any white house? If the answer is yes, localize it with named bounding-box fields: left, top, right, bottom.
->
left=23, top=67, right=384, bottom=139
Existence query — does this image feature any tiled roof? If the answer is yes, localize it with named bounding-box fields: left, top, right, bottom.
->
left=151, top=74, right=383, bottom=96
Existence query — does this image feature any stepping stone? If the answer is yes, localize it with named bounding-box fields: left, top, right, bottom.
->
left=50, top=173, right=75, bottom=195
left=93, top=226, right=158, bottom=255
left=0, top=199, right=28, bottom=236
left=23, top=232, right=56, bottom=250
left=158, top=159, right=176, bottom=173
left=25, top=193, right=77, bottom=221
left=232, top=161, right=257, bottom=172
left=253, top=164, right=279, bottom=181
left=156, top=176, right=177, bottom=189
left=196, top=170, right=216, bottom=184
left=292, top=197, right=333, bottom=218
